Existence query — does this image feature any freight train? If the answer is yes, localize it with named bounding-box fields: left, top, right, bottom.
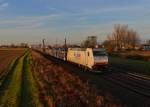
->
left=48, top=48, right=109, bottom=71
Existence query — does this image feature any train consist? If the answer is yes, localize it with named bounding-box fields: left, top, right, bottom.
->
left=47, top=48, right=109, bottom=71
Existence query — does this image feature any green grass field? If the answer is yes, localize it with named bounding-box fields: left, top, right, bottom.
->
left=20, top=52, right=42, bottom=107
left=0, top=53, right=25, bottom=107
left=109, top=56, right=150, bottom=75
left=0, top=50, right=42, bottom=107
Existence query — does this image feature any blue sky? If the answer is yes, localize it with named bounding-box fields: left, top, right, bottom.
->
left=0, top=0, right=150, bottom=44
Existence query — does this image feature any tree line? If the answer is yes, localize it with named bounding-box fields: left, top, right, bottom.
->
left=103, top=24, right=140, bottom=51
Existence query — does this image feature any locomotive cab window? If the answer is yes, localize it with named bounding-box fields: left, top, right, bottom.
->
left=93, top=50, right=107, bottom=56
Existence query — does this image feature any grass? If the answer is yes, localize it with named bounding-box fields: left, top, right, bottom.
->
left=109, top=56, right=150, bottom=75
left=20, top=52, right=42, bottom=107
left=0, top=50, right=42, bottom=107
left=0, top=53, right=25, bottom=107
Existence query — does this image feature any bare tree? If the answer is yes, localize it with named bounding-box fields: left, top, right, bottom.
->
left=126, top=29, right=140, bottom=49
left=113, top=24, right=128, bottom=50
left=105, top=24, right=140, bottom=51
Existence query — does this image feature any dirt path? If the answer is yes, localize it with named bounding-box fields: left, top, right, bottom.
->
left=20, top=53, right=42, bottom=107
left=0, top=50, right=42, bottom=107
left=0, top=53, right=25, bottom=107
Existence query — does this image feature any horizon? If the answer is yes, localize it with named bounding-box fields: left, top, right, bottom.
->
left=0, top=0, right=150, bottom=45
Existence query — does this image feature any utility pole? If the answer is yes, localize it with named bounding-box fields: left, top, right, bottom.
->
left=55, top=38, right=58, bottom=57
left=42, top=39, right=46, bottom=52
left=64, top=37, right=67, bottom=60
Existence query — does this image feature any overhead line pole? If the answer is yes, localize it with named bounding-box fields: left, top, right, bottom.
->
left=64, top=36, right=67, bottom=61
left=42, top=38, right=46, bottom=52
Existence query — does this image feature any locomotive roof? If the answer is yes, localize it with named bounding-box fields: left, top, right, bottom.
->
left=68, top=48, right=106, bottom=51
left=68, top=48, right=88, bottom=51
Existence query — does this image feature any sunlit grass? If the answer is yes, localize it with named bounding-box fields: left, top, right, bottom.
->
left=20, top=52, right=42, bottom=107
left=0, top=54, right=25, bottom=107
left=109, top=56, right=150, bottom=75
left=0, top=50, right=42, bottom=107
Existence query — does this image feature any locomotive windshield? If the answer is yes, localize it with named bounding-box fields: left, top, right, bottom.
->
left=93, top=50, right=107, bottom=56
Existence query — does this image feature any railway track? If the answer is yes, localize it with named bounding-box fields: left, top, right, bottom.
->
left=101, top=66, right=150, bottom=98
left=118, top=72, right=150, bottom=87
left=126, top=72, right=150, bottom=81
left=103, top=71, right=150, bottom=98
left=42, top=51, right=150, bottom=98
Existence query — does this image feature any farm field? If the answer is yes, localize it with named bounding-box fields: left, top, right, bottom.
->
left=112, top=51, right=150, bottom=61
left=115, top=51, right=150, bottom=56
left=0, top=48, right=25, bottom=79
left=109, top=56, right=150, bottom=75
left=0, top=48, right=150, bottom=107
left=0, top=49, right=42, bottom=107
left=0, top=49, right=122, bottom=107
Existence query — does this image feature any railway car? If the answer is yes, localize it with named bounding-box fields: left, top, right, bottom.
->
left=67, top=48, right=108, bottom=70
left=49, top=48, right=66, bottom=60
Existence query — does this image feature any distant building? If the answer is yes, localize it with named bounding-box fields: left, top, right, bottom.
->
left=143, top=44, right=150, bottom=51
left=82, top=36, right=98, bottom=48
